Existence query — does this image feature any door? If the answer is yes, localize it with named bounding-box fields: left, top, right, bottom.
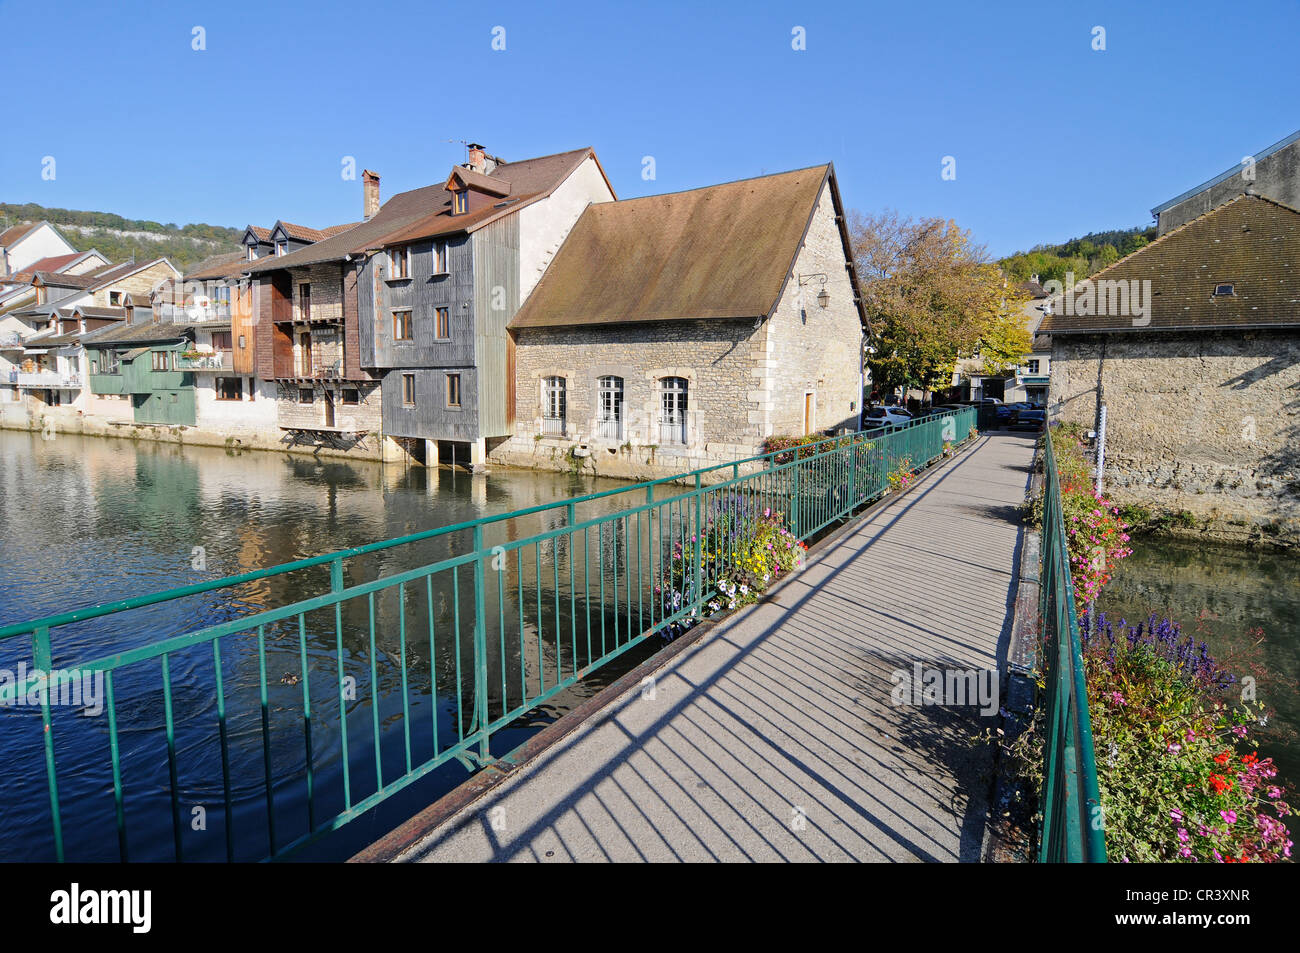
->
left=323, top=389, right=335, bottom=428
left=299, top=331, right=313, bottom=376
left=804, top=392, right=815, bottom=435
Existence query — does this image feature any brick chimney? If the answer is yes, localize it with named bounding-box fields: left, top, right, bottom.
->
left=362, top=170, right=380, bottom=220
left=466, top=144, right=486, bottom=174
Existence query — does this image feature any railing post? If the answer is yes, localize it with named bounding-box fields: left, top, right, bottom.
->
left=34, top=626, right=64, bottom=862
left=472, top=524, right=490, bottom=762
left=791, top=459, right=801, bottom=538
left=693, top=490, right=703, bottom=613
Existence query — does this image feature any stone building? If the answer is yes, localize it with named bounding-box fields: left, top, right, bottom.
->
left=491, top=164, right=866, bottom=479
left=1042, top=194, right=1300, bottom=545
left=1153, top=127, right=1300, bottom=235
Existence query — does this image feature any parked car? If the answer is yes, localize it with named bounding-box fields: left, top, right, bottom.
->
left=1011, top=408, right=1046, bottom=431
left=863, top=407, right=913, bottom=428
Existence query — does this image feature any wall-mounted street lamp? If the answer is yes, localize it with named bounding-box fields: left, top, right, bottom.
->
left=798, top=273, right=830, bottom=309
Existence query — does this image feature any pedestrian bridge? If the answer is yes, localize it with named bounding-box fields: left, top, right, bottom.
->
left=364, top=431, right=1037, bottom=862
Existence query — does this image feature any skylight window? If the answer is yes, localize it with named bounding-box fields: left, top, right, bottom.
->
left=1213, top=283, right=1235, bottom=297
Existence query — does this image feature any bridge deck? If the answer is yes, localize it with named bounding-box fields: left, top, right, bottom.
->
left=393, top=432, right=1037, bottom=862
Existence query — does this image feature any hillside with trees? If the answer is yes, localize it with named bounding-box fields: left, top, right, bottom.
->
left=0, top=202, right=241, bottom=271
left=999, top=225, right=1157, bottom=284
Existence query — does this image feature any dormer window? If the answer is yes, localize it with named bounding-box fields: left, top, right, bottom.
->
left=276, top=241, right=286, bottom=257
left=248, top=245, right=259, bottom=261
left=453, top=189, right=468, bottom=215
left=1213, top=283, right=1235, bottom=297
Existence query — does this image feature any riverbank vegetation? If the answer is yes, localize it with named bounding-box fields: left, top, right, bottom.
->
left=1013, top=422, right=1293, bottom=862
left=1081, top=613, right=1292, bottom=862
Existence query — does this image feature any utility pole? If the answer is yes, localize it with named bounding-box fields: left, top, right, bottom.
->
left=1095, top=388, right=1107, bottom=496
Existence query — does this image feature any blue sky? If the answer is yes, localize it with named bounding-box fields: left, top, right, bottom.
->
left=3, top=0, right=1298, bottom=257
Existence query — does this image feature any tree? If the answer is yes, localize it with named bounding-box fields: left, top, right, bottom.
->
left=851, top=211, right=1028, bottom=399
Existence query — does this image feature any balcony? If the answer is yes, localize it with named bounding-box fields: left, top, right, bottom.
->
left=154, top=302, right=232, bottom=323
left=174, top=350, right=233, bottom=371
left=9, top=370, right=83, bottom=389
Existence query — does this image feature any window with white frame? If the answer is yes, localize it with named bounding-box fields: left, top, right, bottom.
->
left=389, top=246, right=410, bottom=279
left=432, top=241, right=448, bottom=274
left=1026, top=359, right=1040, bottom=374
left=659, top=377, right=688, bottom=445
left=597, top=375, right=623, bottom=439
left=542, top=376, right=566, bottom=435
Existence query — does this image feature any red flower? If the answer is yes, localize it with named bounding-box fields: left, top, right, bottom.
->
left=1214, top=750, right=1231, bottom=766
left=1208, top=774, right=1234, bottom=794
left=1242, top=752, right=1259, bottom=767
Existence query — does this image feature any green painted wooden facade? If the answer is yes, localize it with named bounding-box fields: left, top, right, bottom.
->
left=88, top=342, right=197, bottom=426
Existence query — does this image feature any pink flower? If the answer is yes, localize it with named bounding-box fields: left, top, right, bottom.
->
left=1170, top=809, right=1184, bottom=822
left=1220, top=810, right=1238, bottom=825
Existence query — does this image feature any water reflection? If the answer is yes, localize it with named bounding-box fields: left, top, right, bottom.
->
left=1100, top=536, right=1300, bottom=841
left=0, top=430, right=676, bottom=861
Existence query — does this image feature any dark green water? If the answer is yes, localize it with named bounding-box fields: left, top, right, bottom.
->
left=1099, top=535, right=1300, bottom=821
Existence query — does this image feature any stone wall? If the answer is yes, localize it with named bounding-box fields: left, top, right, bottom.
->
left=765, top=182, right=863, bottom=436
left=1049, top=330, right=1300, bottom=544
left=492, top=318, right=764, bottom=477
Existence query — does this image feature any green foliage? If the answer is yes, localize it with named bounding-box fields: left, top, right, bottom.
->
left=1000, top=226, right=1156, bottom=283
left=0, top=203, right=242, bottom=272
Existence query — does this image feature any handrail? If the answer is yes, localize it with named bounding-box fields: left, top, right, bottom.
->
left=1037, top=427, right=1107, bottom=862
left=2, top=407, right=977, bottom=861
left=0, top=409, right=964, bottom=642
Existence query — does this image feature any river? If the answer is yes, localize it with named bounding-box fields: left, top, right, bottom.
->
left=1099, top=535, right=1300, bottom=841
left=0, top=429, right=667, bottom=861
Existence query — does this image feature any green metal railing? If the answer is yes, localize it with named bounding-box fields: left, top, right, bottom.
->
left=1037, top=427, right=1106, bottom=862
left=0, top=407, right=976, bottom=862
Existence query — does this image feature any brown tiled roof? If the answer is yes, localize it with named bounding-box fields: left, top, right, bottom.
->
left=274, top=221, right=360, bottom=243
left=245, top=226, right=272, bottom=241
left=25, top=252, right=82, bottom=273
left=72, top=305, right=127, bottom=320
left=34, top=271, right=97, bottom=288
left=0, top=223, right=40, bottom=246
left=246, top=147, right=608, bottom=272
left=185, top=251, right=247, bottom=281
left=82, top=320, right=191, bottom=347
left=510, top=165, right=834, bottom=329
left=1040, top=194, right=1300, bottom=334
left=448, top=168, right=511, bottom=196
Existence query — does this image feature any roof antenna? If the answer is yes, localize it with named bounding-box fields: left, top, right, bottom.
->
left=447, top=138, right=470, bottom=164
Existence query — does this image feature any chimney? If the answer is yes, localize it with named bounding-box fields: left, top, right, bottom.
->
left=363, top=170, right=380, bottom=220
left=466, top=143, right=486, bottom=174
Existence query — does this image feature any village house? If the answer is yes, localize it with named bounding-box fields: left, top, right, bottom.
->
left=1042, top=193, right=1300, bottom=545
left=954, top=278, right=1052, bottom=405
left=357, top=145, right=615, bottom=468
left=489, top=163, right=867, bottom=479
left=4, top=257, right=180, bottom=417
left=153, top=251, right=280, bottom=440
left=0, top=221, right=77, bottom=278
left=1, top=249, right=111, bottom=404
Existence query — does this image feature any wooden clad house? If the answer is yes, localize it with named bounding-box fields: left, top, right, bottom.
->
left=356, top=145, right=615, bottom=467
left=243, top=145, right=615, bottom=463
left=84, top=318, right=197, bottom=426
